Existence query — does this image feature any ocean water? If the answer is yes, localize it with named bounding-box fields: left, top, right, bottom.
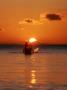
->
left=0, top=46, right=67, bottom=90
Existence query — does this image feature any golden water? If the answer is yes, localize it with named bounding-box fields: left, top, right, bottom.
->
left=0, top=50, right=67, bottom=89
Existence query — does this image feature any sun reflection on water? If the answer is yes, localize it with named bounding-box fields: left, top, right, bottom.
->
left=30, top=70, right=36, bottom=84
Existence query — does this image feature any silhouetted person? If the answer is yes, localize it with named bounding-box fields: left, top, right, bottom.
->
left=23, top=42, right=33, bottom=55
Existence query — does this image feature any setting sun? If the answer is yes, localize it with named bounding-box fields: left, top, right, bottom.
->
left=29, top=38, right=37, bottom=43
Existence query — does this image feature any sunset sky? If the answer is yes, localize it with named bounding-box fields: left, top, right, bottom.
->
left=0, top=0, right=67, bottom=44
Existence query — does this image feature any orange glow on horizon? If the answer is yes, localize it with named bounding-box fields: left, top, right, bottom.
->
left=0, top=1, right=67, bottom=45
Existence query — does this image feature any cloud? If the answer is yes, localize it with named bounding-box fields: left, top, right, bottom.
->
left=46, top=13, right=61, bottom=21
left=40, top=13, right=62, bottom=21
left=19, top=18, right=42, bottom=25
left=0, top=28, right=3, bottom=31
left=19, top=13, right=62, bottom=26
left=25, top=18, right=33, bottom=23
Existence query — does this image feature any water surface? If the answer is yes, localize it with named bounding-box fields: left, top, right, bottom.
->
left=0, top=46, right=67, bottom=90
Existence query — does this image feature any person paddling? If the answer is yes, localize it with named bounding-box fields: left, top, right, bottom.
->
left=23, top=41, right=33, bottom=55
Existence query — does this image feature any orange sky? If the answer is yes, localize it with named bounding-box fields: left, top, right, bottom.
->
left=0, top=0, right=67, bottom=44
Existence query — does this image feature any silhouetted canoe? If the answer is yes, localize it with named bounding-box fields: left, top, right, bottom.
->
left=23, top=47, right=39, bottom=55
left=23, top=46, right=33, bottom=55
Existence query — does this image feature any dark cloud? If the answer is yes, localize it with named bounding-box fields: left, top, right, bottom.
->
left=25, top=19, right=33, bottom=23
left=0, top=28, right=3, bottom=31
left=19, top=18, right=42, bottom=25
left=46, top=13, right=61, bottom=21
